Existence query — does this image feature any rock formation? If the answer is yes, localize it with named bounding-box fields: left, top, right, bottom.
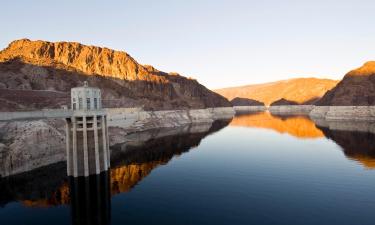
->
left=0, top=39, right=230, bottom=111
left=230, top=97, right=265, bottom=106
left=215, top=78, right=338, bottom=106
left=316, top=61, right=375, bottom=106
left=0, top=119, right=66, bottom=177
left=270, top=98, right=299, bottom=106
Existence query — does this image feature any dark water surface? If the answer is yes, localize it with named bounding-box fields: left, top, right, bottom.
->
left=1, top=112, right=375, bottom=225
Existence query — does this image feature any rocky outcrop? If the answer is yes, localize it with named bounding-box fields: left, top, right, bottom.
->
left=215, top=78, right=338, bottom=106
left=308, top=62, right=375, bottom=121
left=316, top=61, right=375, bottom=106
left=268, top=99, right=314, bottom=115
left=230, top=97, right=265, bottom=106
left=270, top=98, right=299, bottom=106
left=0, top=119, right=66, bottom=177
left=0, top=39, right=230, bottom=111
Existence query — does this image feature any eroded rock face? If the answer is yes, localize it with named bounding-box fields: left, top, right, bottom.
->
left=0, top=119, right=66, bottom=177
left=317, top=61, right=375, bottom=106
left=0, top=39, right=230, bottom=111
left=230, top=97, right=265, bottom=106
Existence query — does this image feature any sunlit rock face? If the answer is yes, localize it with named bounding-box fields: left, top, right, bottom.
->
left=215, top=78, right=338, bottom=106
left=229, top=112, right=324, bottom=138
left=317, top=61, right=375, bottom=106
left=0, top=39, right=230, bottom=111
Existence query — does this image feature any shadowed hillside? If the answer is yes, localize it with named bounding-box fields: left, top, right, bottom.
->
left=317, top=61, right=375, bottom=106
left=215, top=78, right=338, bottom=106
left=230, top=97, right=265, bottom=106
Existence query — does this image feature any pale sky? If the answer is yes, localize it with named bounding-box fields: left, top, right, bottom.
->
left=1, top=0, right=374, bottom=89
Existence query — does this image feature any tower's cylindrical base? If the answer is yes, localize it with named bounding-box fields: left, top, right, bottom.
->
left=66, top=113, right=110, bottom=177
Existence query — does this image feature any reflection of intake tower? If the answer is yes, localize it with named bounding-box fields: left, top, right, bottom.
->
left=65, top=81, right=110, bottom=177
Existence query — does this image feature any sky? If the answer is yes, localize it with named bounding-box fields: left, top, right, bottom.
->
left=1, top=0, right=374, bottom=89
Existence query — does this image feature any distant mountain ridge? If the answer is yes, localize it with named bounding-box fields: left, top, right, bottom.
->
left=0, top=39, right=230, bottom=111
left=215, top=78, right=339, bottom=106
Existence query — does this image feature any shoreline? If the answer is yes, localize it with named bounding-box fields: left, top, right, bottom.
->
left=0, top=107, right=234, bottom=177
left=231, top=105, right=375, bottom=121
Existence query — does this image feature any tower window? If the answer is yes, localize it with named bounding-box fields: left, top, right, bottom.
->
left=78, top=98, right=82, bottom=109
left=87, top=98, right=91, bottom=110
left=94, top=98, right=98, bottom=109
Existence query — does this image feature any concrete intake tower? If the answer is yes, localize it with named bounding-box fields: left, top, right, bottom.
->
left=65, top=81, right=110, bottom=177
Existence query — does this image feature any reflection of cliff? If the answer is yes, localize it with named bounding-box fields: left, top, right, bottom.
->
left=110, top=119, right=230, bottom=195
left=230, top=112, right=324, bottom=138
left=0, top=120, right=230, bottom=207
left=111, top=161, right=166, bottom=195
left=0, top=162, right=68, bottom=207
left=318, top=126, right=375, bottom=169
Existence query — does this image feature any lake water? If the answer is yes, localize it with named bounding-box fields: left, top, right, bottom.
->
left=1, top=112, right=375, bottom=225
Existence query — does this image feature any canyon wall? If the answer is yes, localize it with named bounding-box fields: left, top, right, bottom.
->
left=0, top=39, right=230, bottom=111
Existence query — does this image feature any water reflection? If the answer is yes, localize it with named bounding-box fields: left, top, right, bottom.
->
left=0, top=120, right=230, bottom=209
left=69, top=172, right=110, bottom=225
left=2, top=115, right=375, bottom=224
left=230, top=112, right=324, bottom=138
left=230, top=112, right=375, bottom=169
left=318, top=126, right=375, bottom=169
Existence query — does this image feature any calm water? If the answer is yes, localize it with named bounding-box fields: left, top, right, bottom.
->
left=1, top=112, right=375, bottom=225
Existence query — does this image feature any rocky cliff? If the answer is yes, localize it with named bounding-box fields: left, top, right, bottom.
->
left=316, top=61, right=375, bottom=106
left=215, top=78, right=339, bottom=106
left=0, top=39, right=230, bottom=111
